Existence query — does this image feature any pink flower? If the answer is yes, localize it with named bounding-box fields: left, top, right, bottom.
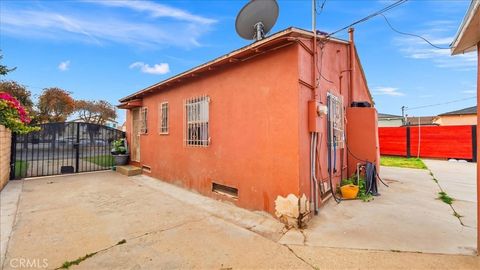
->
left=0, top=92, right=31, bottom=123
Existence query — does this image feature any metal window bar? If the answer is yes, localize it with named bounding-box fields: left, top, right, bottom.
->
left=327, top=92, right=345, bottom=148
left=184, top=95, right=210, bottom=147
left=141, top=107, right=148, bottom=134
left=159, top=102, right=169, bottom=134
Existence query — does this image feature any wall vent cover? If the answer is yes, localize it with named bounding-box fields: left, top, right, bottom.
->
left=212, top=182, right=238, bottom=199
left=142, top=165, right=151, bottom=173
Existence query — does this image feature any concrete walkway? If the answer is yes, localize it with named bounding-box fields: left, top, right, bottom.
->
left=0, top=180, right=23, bottom=265
left=279, top=166, right=477, bottom=255
left=423, top=159, right=477, bottom=229
left=1, top=172, right=299, bottom=270
left=1, top=171, right=479, bottom=269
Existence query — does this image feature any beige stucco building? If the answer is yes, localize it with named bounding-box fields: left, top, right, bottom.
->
left=433, top=106, right=477, bottom=126
left=378, top=113, right=403, bottom=127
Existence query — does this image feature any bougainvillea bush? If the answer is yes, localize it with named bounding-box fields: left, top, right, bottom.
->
left=0, top=92, right=39, bottom=134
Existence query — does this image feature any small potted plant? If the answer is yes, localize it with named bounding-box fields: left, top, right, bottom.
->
left=111, top=138, right=129, bottom=166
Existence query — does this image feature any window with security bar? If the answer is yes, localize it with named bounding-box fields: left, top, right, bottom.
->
left=327, top=92, right=345, bottom=148
left=140, top=107, right=148, bottom=134
left=184, top=95, right=210, bottom=146
left=159, top=102, right=169, bottom=134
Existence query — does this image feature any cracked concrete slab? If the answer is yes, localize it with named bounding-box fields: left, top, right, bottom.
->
left=1, top=171, right=292, bottom=270
left=280, top=166, right=476, bottom=255
left=423, top=159, right=477, bottom=229
left=131, top=174, right=286, bottom=241
left=1, top=170, right=479, bottom=269
left=288, top=245, right=480, bottom=270
left=77, top=216, right=308, bottom=270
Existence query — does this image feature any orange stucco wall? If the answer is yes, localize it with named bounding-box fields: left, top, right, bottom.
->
left=346, top=107, right=380, bottom=176
left=126, top=44, right=301, bottom=214
left=124, top=37, right=376, bottom=215
left=296, top=39, right=375, bottom=205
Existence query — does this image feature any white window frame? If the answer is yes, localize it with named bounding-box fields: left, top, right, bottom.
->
left=159, top=102, right=169, bottom=135
left=184, top=95, right=210, bottom=147
left=140, top=107, right=148, bottom=134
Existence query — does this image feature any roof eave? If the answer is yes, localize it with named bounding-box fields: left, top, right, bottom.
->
left=451, top=0, right=480, bottom=55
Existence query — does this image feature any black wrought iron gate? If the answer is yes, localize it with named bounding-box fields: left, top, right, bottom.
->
left=10, top=122, right=125, bottom=179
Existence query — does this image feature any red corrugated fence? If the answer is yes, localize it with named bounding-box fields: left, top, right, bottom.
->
left=379, top=125, right=476, bottom=160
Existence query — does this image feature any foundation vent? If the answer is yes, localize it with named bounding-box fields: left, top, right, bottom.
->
left=212, top=182, right=238, bottom=199
left=142, top=165, right=151, bottom=173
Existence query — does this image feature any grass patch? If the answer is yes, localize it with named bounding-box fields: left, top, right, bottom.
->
left=57, top=239, right=126, bottom=269
left=438, top=191, right=454, bottom=205
left=453, top=211, right=463, bottom=218
left=83, top=155, right=114, bottom=167
left=380, top=156, right=427, bottom=170
left=117, top=239, right=126, bottom=245
left=14, top=160, right=28, bottom=178
left=57, top=252, right=97, bottom=269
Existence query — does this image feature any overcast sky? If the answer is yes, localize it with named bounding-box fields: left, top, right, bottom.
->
left=0, top=0, right=476, bottom=123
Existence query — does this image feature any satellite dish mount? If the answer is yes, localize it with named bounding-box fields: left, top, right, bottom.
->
left=235, top=0, right=279, bottom=41
left=254, top=22, right=265, bottom=40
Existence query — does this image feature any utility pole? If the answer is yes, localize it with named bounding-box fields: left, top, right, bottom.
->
left=401, top=106, right=406, bottom=126
left=312, top=0, right=316, bottom=32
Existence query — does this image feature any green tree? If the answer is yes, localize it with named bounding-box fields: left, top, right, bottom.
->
left=0, top=52, right=16, bottom=76
left=37, top=87, right=75, bottom=123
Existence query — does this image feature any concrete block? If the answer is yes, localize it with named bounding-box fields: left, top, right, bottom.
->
left=116, top=165, right=142, bottom=176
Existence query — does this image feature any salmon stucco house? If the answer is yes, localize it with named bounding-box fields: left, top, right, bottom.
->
left=118, top=27, right=379, bottom=225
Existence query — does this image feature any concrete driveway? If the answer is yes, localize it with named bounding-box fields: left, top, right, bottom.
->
left=280, top=165, right=477, bottom=255
left=1, top=171, right=479, bottom=269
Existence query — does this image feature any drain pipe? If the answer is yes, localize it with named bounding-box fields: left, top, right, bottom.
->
left=348, top=28, right=355, bottom=105
left=310, top=134, right=315, bottom=213
left=313, top=133, right=319, bottom=214
left=345, top=28, right=355, bottom=182
left=309, top=0, right=320, bottom=215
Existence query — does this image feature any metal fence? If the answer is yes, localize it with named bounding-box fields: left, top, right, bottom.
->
left=10, top=122, right=125, bottom=179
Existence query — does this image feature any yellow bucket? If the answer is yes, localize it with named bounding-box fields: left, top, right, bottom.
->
left=340, top=184, right=359, bottom=199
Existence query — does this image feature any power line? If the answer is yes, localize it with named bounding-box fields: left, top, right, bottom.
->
left=316, top=42, right=335, bottom=86
left=316, top=0, right=327, bottom=15
left=406, top=97, right=476, bottom=111
left=327, top=0, right=408, bottom=37
left=380, top=14, right=450, bottom=50
left=315, top=0, right=408, bottom=86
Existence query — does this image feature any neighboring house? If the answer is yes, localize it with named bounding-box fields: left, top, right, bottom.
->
left=433, top=106, right=477, bottom=126
left=378, top=113, right=437, bottom=127
left=71, top=118, right=119, bottom=129
left=378, top=113, right=403, bottom=127
left=118, top=27, right=378, bottom=221
left=450, top=0, right=479, bottom=252
left=105, top=119, right=119, bottom=129
left=405, top=116, right=438, bottom=126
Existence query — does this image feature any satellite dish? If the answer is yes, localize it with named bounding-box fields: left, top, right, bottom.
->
left=235, top=0, right=279, bottom=41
